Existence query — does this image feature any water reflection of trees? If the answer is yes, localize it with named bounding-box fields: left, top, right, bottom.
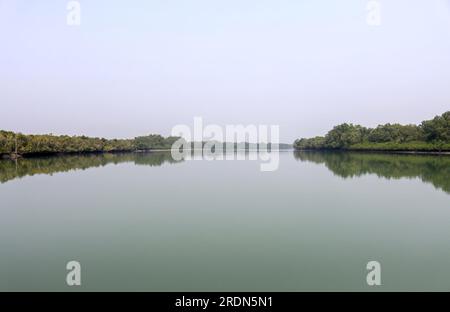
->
left=294, top=151, right=450, bottom=194
left=0, top=152, right=182, bottom=184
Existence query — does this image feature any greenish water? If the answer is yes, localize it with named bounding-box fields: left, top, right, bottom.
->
left=0, top=151, right=449, bottom=291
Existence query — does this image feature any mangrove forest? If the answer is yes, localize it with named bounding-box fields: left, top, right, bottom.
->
left=0, top=132, right=180, bottom=157
left=294, top=111, right=450, bottom=152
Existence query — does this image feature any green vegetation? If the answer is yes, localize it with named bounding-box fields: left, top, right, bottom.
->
left=0, top=131, right=179, bottom=156
left=135, top=135, right=181, bottom=151
left=294, top=111, right=450, bottom=152
left=0, top=131, right=293, bottom=157
left=294, top=151, right=450, bottom=194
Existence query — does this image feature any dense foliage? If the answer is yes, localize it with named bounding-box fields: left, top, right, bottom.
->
left=294, top=111, right=450, bottom=151
left=134, top=135, right=181, bottom=151
left=0, top=131, right=293, bottom=156
left=0, top=131, right=179, bottom=156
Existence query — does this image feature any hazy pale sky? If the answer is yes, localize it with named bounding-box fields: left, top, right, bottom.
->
left=1, top=0, right=450, bottom=142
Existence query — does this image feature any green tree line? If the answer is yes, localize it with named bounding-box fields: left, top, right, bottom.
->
left=294, top=111, right=450, bottom=151
left=0, top=131, right=180, bottom=156
left=0, top=131, right=292, bottom=156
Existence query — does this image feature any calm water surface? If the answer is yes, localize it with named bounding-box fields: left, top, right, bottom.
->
left=0, top=151, right=449, bottom=291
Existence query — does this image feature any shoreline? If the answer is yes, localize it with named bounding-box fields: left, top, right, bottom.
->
left=293, top=149, right=450, bottom=156
left=0, top=148, right=295, bottom=160
left=0, top=150, right=160, bottom=160
left=2, top=148, right=450, bottom=160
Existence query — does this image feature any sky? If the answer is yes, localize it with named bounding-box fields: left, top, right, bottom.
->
left=1, top=0, right=450, bottom=142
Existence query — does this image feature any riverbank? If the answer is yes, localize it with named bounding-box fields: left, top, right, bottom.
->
left=1, top=147, right=295, bottom=160
left=0, top=130, right=179, bottom=157
left=293, top=111, right=449, bottom=153
left=0, top=150, right=152, bottom=160
left=294, top=141, right=450, bottom=155
left=294, top=148, right=450, bottom=156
